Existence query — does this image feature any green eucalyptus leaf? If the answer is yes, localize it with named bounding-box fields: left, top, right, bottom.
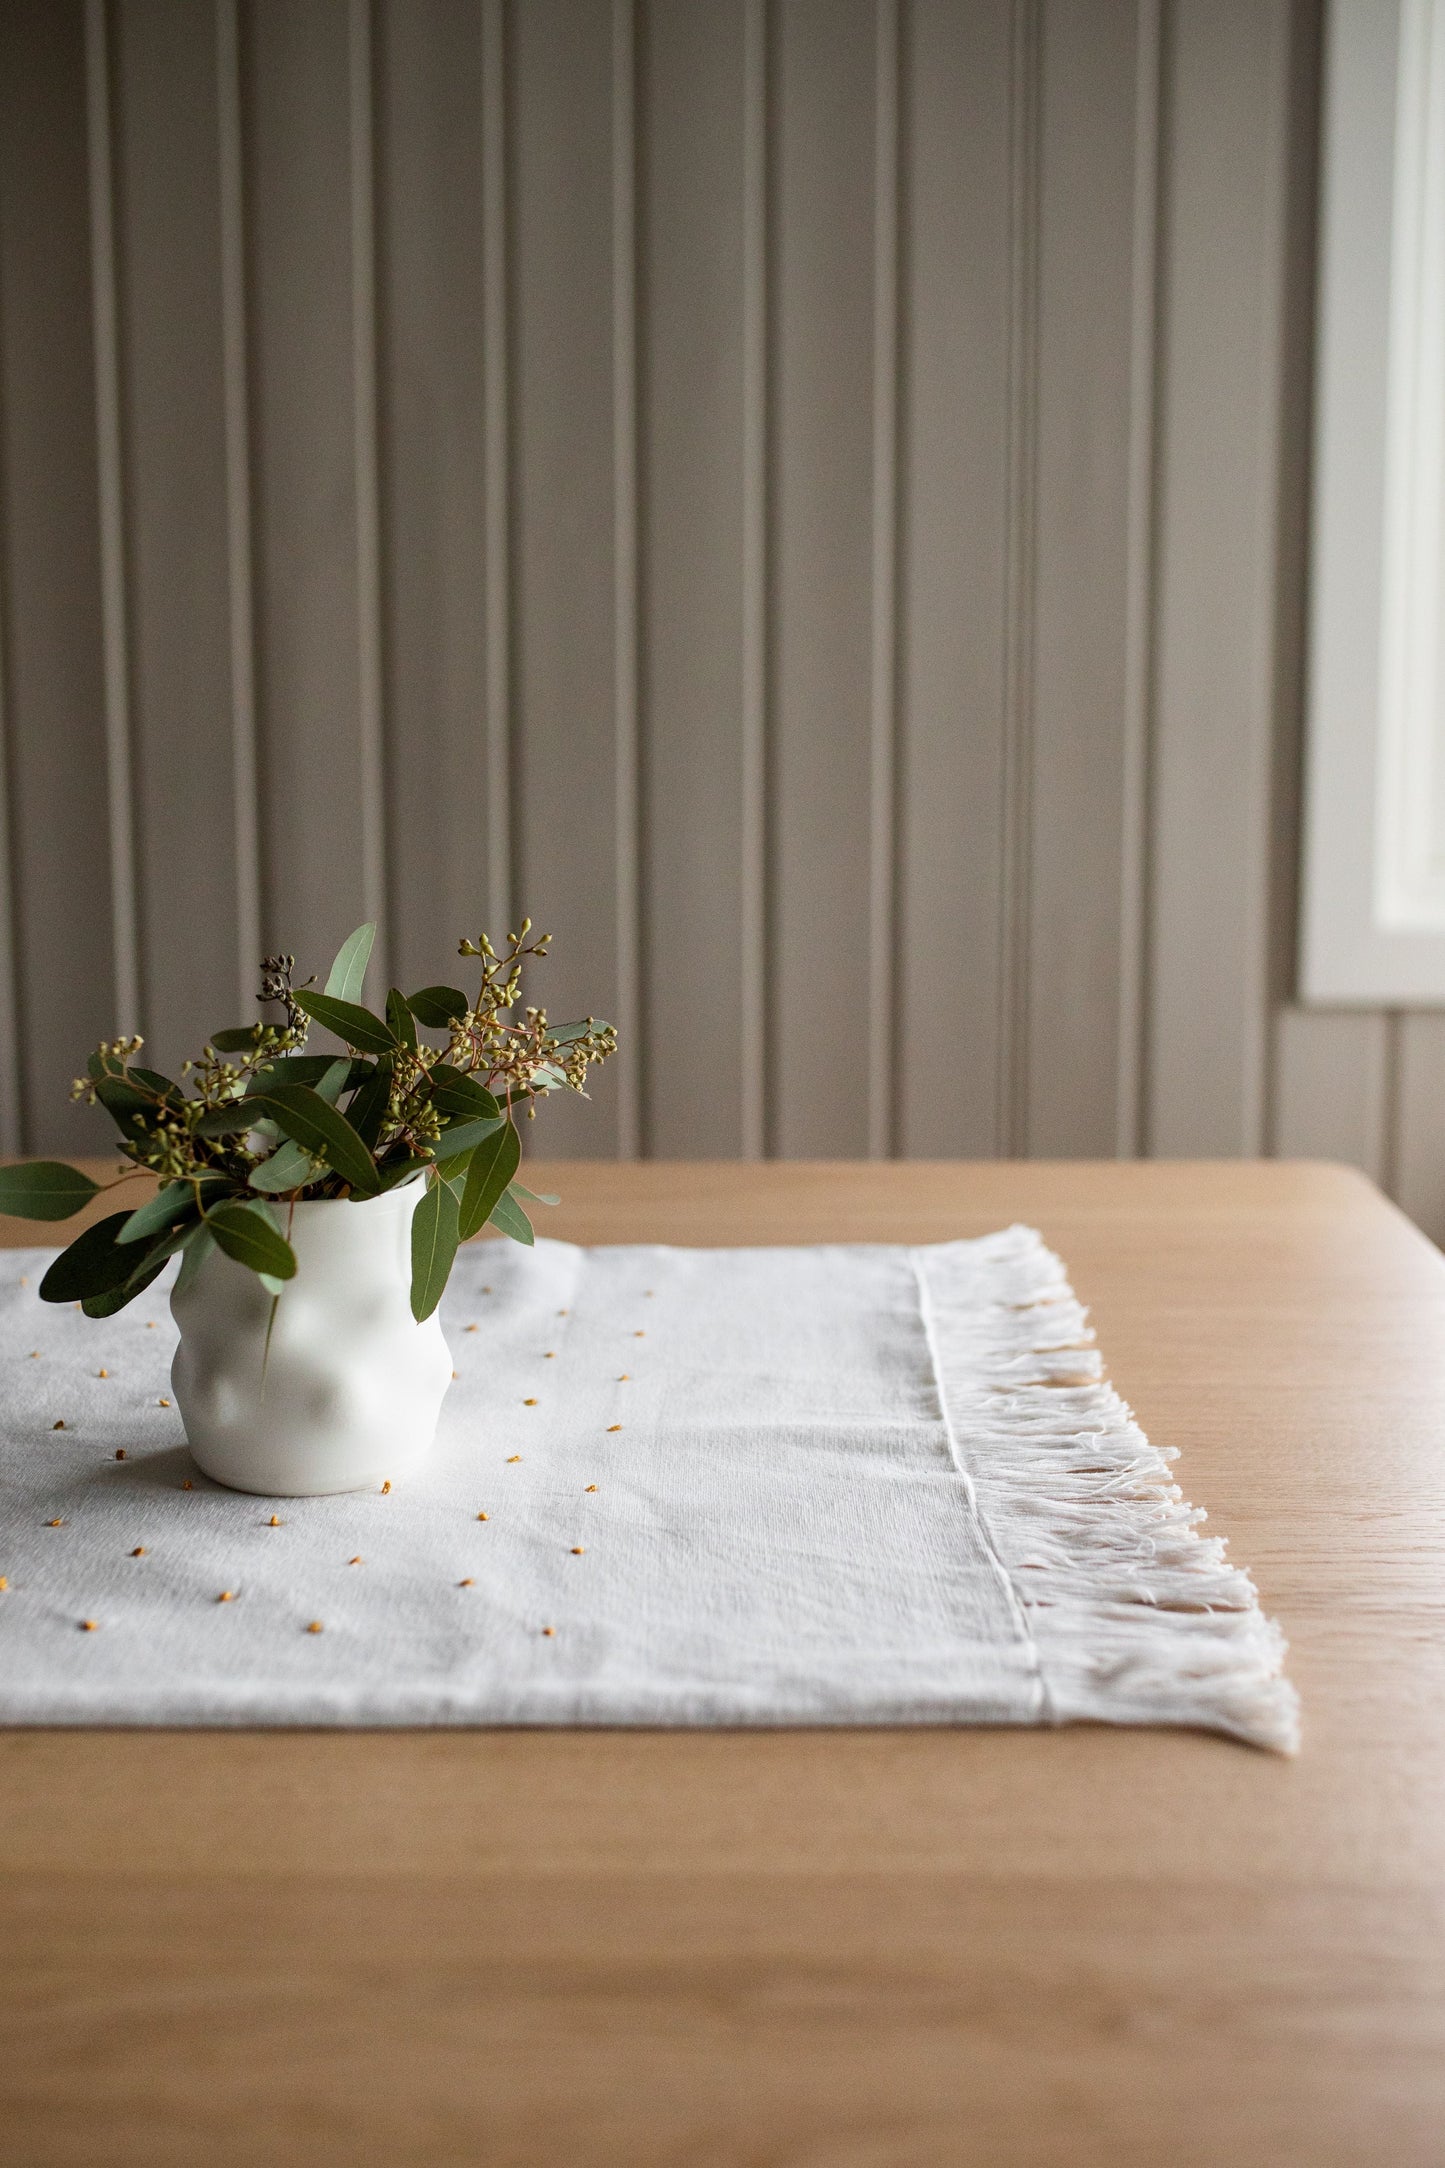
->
left=209, top=1026, right=262, bottom=1052
left=378, top=1154, right=432, bottom=1191
left=324, top=921, right=377, bottom=1004
left=292, top=989, right=396, bottom=1054
left=247, top=1084, right=380, bottom=1195
left=94, top=1076, right=152, bottom=1120
left=193, top=1101, right=256, bottom=1137
left=432, top=1113, right=504, bottom=1163
left=543, top=1019, right=609, bottom=1046
left=313, top=1057, right=353, bottom=1106
left=510, top=1181, right=560, bottom=1208
left=39, top=1213, right=136, bottom=1303
left=129, top=1067, right=184, bottom=1102
left=205, top=1199, right=297, bottom=1281
left=407, top=984, right=468, bottom=1029
left=0, top=1161, right=100, bottom=1221
left=245, top=1054, right=350, bottom=1093
left=247, top=1139, right=320, bottom=1194
left=489, top=1188, right=534, bottom=1245
left=457, top=1122, right=520, bottom=1241
left=410, top=1175, right=460, bottom=1321
left=174, top=1221, right=216, bottom=1297
left=427, top=1065, right=500, bottom=1121
left=346, top=1064, right=393, bottom=1149
left=386, top=987, right=418, bottom=1052
left=82, top=1249, right=171, bottom=1317
left=118, top=1179, right=198, bottom=1244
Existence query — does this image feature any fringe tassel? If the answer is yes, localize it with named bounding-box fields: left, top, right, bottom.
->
left=915, top=1227, right=1300, bottom=1754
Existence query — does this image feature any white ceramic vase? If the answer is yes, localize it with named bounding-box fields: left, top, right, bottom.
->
left=170, top=1181, right=452, bottom=1496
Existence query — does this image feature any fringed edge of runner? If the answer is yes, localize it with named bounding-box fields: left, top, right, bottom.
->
left=914, top=1228, right=1300, bottom=1754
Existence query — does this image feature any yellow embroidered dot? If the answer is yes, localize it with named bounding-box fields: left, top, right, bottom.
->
left=268, top=1515, right=282, bottom=1527
left=80, top=1619, right=97, bottom=1631
left=52, top=1420, right=64, bottom=1431
left=98, top=1369, right=108, bottom=1378
left=541, top=1626, right=556, bottom=1637
left=585, top=1484, right=598, bottom=1492
left=570, top=1546, right=585, bottom=1555
left=46, top=1519, right=64, bottom=1528
left=0, top=1577, right=8, bottom=1591
left=114, top=1449, right=125, bottom=1461
left=158, top=1397, right=171, bottom=1408
left=381, top=1480, right=392, bottom=1494
left=523, top=1398, right=537, bottom=1406
left=306, top=1621, right=324, bottom=1634
left=476, top=1512, right=489, bottom=1521
left=506, top=1455, right=522, bottom=1463
left=349, top=1556, right=363, bottom=1565
left=607, top=1424, right=622, bottom=1434
left=131, top=1547, right=145, bottom=1557
left=458, top=1578, right=475, bottom=1588
left=181, top=1480, right=193, bottom=1490
left=217, top=1591, right=234, bottom=1603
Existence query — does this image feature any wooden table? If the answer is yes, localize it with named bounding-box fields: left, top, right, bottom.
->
left=2, top=1159, right=1443, bottom=2167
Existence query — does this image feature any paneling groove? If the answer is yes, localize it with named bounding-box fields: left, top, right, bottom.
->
left=739, top=0, right=768, bottom=1160
left=1117, top=0, right=1163, bottom=1157
left=217, top=0, right=263, bottom=1019
left=611, top=0, right=641, bottom=1157
left=482, top=0, right=511, bottom=943
left=867, top=0, right=900, bottom=1161
left=348, top=0, right=387, bottom=992
left=999, top=0, right=1040, bottom=1157
left=84, top=0, right=140, bottom=1038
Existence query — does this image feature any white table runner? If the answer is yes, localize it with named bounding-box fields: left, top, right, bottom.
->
left=0, top=1226, right=1298, bottom=1749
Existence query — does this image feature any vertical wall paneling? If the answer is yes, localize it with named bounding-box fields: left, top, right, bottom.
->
left=375, top=0, right=489, bottom=990
left=1272, top=1005, right=1390, bottom=1179
left=1391, top=1013, right=1445, bottom=1240
left=1116, top=0, right=1163, bottom=1156
left=998, top=0, right=1040, bottom=1156
left=740, top=0, right=767, bottom=1158
left=0, top=0, right=114, bottom=1153
left=1147, top=0, right=1293, bottom=1155
left=245, top=0, right=372, bottom=989
left=771, top=0, right=877, bottom=1157
left=894, top=0, right=1012, bottom=1158
left=612, top=0, right=641, bottom=1156
left=15, top=0, right=1419, bottom=1213
left=84, top=0, right=140, bottom=1038
left=482, top=0, right=511, bottom=943
left=0, top=472, right=16, bottom=1153
left=113, top=0, right=240, bottom=1068
left=1025, top=0, right=1149, bottom=1155
left=349, top=0, right=387, bottom=992
left=638, top=0, right=751, bottom=1156
left=511, top=0, right=621, bottom=1157
left=217, top=0, right=263, bottom=1017
left=867, top=0, right=900, bottom=1160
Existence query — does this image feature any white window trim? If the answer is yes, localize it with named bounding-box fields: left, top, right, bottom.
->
left=1302, top=0, right=1445, bottom=1001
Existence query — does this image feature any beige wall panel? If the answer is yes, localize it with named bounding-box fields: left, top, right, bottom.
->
left=1146, top=0, right=1292, bottom=1156
left=243, top=0, right=374, bottom=996
left=1025, top=0, right=1147, bottom=1155
left=0, top=0, right=115, bottom=1154
left=111, top=0, right=241, bottom=1069
left=1392, top=1015, right=1445, bottom=1245
left=894, top=0, right=1011, bottom=1159
left=637, top=0, right=750, bottom=1157
left=1271, top=1007, right=1389, bottom=1182
left=374, top=0, right=491, bottom=993
left=770, top=0, right=877, bottom=1157
left=510, top=0, right=623, bottom=1159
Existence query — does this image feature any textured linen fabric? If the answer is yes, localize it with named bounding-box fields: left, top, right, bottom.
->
left=0, top=1228, right=1298, bottom=1749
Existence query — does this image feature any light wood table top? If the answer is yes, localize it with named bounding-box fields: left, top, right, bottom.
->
left=2, top=1158, right=1443, bottom=2166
